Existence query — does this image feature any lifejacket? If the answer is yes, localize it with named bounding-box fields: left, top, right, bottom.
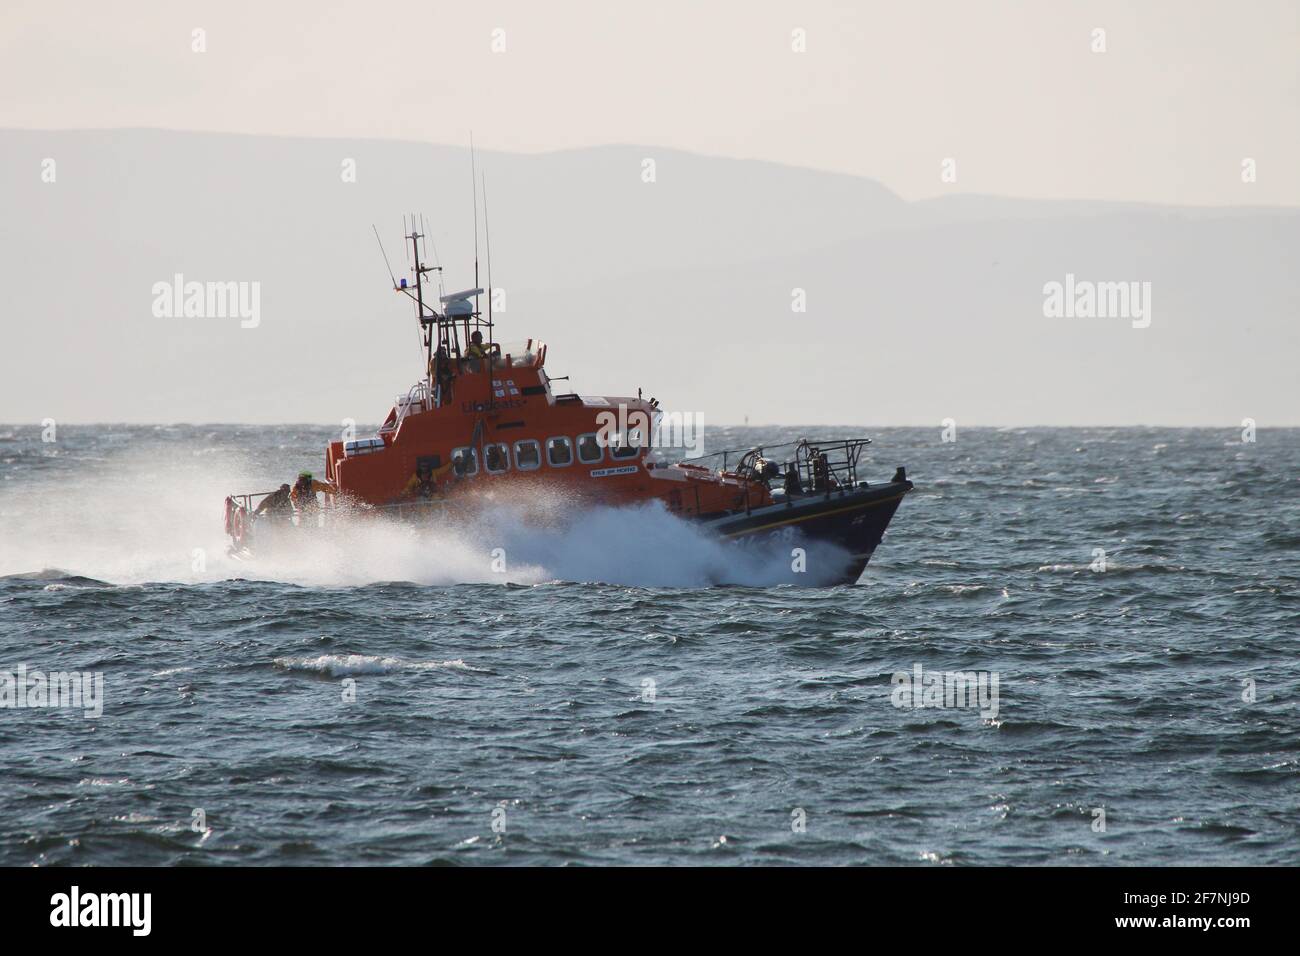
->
left=292, top=477, right=316, bottom=508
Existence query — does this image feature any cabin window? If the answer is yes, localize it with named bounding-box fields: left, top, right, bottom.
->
left=484, top=443, right=510, bottom=474
left=610, top=430, right=642, bottom=461
left=451, top=447, right=478, bottom=476
left=546, top=436, right=573, bottom=467
left=514, top=439, right=541, bottom=471
left=577, top=432, right=603, bottom=464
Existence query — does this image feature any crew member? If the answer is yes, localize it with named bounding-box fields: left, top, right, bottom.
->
left=783, top=462, right=803, bottom=496
left=430, top=345, right=454, bottom=402
left=464, top=330, right=499, bottom=372
left=255, top=483, right=294, bottom=519
left=292, top=471, right=336, bottom=516
left=403, top=460, right=453, bottom=499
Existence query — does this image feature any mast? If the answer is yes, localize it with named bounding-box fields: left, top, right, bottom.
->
left=411, top=223, right=430, bottom=400
left=387, top=148, right=494, bottom=413
left=471, top=136, right=481, bottom=326
left=398, top=218, right=446, bottom=407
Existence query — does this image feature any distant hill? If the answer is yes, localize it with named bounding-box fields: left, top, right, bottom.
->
left=1, top=128, right=1296, bottom=426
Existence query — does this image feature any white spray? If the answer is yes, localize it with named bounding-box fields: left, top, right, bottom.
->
left=0, top=443, right=848, bottom=588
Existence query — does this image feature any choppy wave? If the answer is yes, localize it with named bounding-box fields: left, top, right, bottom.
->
left=273, top=654, right=488, bottom=677
left=1, top=424, right=1298, bottom=866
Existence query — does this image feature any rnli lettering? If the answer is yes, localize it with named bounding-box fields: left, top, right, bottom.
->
left=590, top=465, right=639, bottom=478
left=461, top=398, right=527, bottom=413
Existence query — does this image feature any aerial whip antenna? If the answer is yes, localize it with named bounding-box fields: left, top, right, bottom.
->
left=372, top=224, right=399, bottom=289
left=421, top=214, right=445, bottom=299
left=470, top=135, right=480, bottom=322
left=483, top=172, right=494, bottom=352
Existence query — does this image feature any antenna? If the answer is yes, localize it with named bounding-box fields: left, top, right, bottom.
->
left=372, top=224, right=399, bottom=288
left=483, top=172, right=494, bottom=352
left=420, top=214, right=445, bottom=300
left=470, top=134, right=480, bottom=324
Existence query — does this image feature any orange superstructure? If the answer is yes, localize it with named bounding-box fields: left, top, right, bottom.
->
left=305, top=222, right=766, bottom=517
left=323, top=338, right=764, bottom=518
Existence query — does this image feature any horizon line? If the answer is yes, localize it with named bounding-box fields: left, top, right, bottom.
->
left=4, top=422, right=1294, bottom=431
left=5, top=125, right=1299, bottom=214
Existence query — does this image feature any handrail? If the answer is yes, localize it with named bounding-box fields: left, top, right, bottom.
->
left=680, top=436, right=871, bottom=469
left=382, top=379, right=430, bottom=433
left=227, top=490, right=446, bottom=524
left=684, top=437, right=873, bottom=494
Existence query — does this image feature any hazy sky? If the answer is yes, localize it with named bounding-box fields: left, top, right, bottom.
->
left=3, top=0, right=1297, bottom=206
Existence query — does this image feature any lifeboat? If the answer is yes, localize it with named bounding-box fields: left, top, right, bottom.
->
left=223, top=225, right=913, bottom=585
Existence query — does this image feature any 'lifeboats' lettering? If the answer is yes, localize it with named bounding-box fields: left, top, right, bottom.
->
left=461, top=398, right=527, bottom=414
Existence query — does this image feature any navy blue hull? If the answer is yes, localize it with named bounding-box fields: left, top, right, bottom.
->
left=700, top=480, right=913, bottom=584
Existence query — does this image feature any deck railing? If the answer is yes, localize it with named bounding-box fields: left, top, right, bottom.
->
left=681, top=437, right=871, bottom=491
